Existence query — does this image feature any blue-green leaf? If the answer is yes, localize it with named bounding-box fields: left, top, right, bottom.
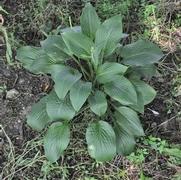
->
left=44, top=122, right=70, bottom=162
left=27, top=95, right=50, bottom=131
left=16, top=46, right=43, bottom=72
left=114, top=124, right=136, bottom=155
left=121, top=39, right=164, bottom=66
left=95, top=15, right=123, bottom=57
left=80, top=3, right=100, bottom=40
left=41, top=35, right=71, bottom=60
left=129, top=90, right=144, bottom=114
left=96, top=62, right=128, bottom=84
left=130, top=64, right=157, bottom=79
left=60, top=26, right=81, bottom=33
left=53, top=69, right=82, bottom=99
left=88, top=91, right=107, bottom=116
left=115, top=106, right=145, bottom=137
left=62, top=32, right=93, bottom=59
left=130, top=79, right=156, bottom=105
left=70, top=80, right=92, bottom=111
left=46, top=91, right=75, bottom=121
left=104, top=76, right=137, bottom=105
left=86, top=121, right=116, bottom=162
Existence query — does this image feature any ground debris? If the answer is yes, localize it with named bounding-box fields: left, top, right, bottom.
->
left=6, top=88, right=19, bottom=99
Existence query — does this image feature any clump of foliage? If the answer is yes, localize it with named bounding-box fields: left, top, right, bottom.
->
left=16, top=3, right=163, bottom=162
left=96, top=0, right=136, bottom=20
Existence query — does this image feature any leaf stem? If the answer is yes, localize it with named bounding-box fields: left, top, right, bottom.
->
left=87, top=61, right=94, bottom=80
left=77, top=58, right=91, bottom=78
left=71, top=56, right=89, bottom=80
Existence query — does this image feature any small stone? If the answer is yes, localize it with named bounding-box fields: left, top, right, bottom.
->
left=151, top=122, right=157, bottom=128
left=6, top=89, right=19, bottom=99
left=18, top=78, right=25, bottom=84
left=157, top=77, right=164, bottom=83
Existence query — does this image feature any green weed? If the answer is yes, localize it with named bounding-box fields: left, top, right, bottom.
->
left=96, top=0, right=138, bottom=20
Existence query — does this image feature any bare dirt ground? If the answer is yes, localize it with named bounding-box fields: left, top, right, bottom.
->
left=0, top=0, right=181, bottom=179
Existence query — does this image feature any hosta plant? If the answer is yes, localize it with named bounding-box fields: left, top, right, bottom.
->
left=16, top=3, right=163, bottom=162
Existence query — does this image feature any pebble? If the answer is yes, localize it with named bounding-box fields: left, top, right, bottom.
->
left=18, top=78, right=25, bottom=84
left=6, top=89, right=19, bottom=99
left=151, top=122, right=157, bottom=128
left=157, top=77, right=165, bottom=83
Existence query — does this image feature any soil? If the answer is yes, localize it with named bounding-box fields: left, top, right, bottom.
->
left=144, top=72, right=181, bottom=143
left=0, top=0, right=181, bottom=179
left=0, top=59, right=48, bottom=164
left=0, top=43, right=180, bottom=180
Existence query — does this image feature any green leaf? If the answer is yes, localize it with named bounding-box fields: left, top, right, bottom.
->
left=104, top=76, right=137, bottom=105
left=121, top=39, right=164, bottom=66
left=60, top=26, right=81, bottom=33
left=16, top=46, right=66, bottom=74
left=164, top=148, right=181, bottom=158
left=62, top=32, right=93, bottom=59
left=86, top=121, right=116, bottom=162
left=30, top=53, right=55, bottom=73
left=91, top=43, right=103, bottom=70
left=96, top=62, right=128, bottom=84
left=88, top=91, right=107, bottom=116
left=41, top=35, right=70, bottom=60
left=129, top=90, right=144, bottom=114
left=80, top=3, right=100, bottom=40
left=27, top=95, right=50, bottom=131
left=46, top=64, right=68, bottom=75
left=70, top=80, right=92, bottom=111
left=91, top=15, right=123, bottom=69
left=95, top=15, right=123, bottom=57
left=115, top=106, right=144, bottom=137
left=114, top=125, right=136, bottom=155
left=130, top=79, right=156, bottom=105
left=130, top=65, right=157, bottom=79
left=46, top=91, right=75, bottom=121
left=44, top=122, right=70, bottom=162
left=53, top=69, right=82, bottom=99
left=16, top=46, right=43, bottom=72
